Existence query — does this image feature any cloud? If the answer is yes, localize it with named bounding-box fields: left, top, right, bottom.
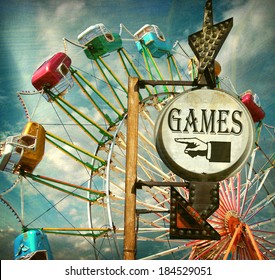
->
left=0, top=227, right=18, bottom=259
left=55, top=1, right=86, bottom=24
left=35, top=0, right=86, bottom=43
left=217, top=0, right=275, bottom=89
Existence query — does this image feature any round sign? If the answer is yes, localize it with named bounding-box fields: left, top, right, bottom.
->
left=155, top=89, right=255, bottom=182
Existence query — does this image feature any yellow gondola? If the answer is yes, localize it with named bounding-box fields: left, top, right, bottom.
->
left=15, top=122, right=45, bottom=173
left=0, top=122, right=45, bottom=174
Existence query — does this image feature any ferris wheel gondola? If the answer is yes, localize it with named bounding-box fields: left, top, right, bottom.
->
left=77, top=23, right=122, bottom=60
left=0, top=122, right=45, bottom=174
left=134, top=24, right=173, bottom=58
left=241, top=90, right=266, bottom=123
left=14, top=229, right=53, bottom=260
left=31, top=52, right=73, bottom=100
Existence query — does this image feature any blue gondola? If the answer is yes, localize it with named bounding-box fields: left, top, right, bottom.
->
left=14, top=229, right=53, bottom=260
left=134, top=24, right=173, bottom=58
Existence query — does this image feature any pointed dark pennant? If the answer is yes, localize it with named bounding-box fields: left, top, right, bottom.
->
left=188, top=0, right=233, bottom=88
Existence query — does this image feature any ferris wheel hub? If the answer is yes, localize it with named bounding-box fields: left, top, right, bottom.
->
left=224, top=210, right=243, bottom=236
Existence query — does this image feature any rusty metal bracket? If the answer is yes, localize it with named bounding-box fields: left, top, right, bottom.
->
left=136, top=180, right=189, bottom=189
left=138, top=79, right=208, bottom=89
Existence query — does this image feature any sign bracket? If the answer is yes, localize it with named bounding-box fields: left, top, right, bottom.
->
left=138, top=79, right=208, bottom=89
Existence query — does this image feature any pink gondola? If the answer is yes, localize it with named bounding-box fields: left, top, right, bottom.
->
left=31, top=52, right=73, bottom=99
left=241, top=90, right=265, bottom=122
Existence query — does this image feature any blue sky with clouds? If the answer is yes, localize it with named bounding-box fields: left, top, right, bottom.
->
left=0, top=0, right=274, bottom=259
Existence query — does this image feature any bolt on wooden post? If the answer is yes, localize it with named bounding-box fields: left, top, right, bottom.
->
left=123, top=77, right=139, bottom=260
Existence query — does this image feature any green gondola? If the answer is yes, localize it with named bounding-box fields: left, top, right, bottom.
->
left=78, top=23, right=122, bottom=60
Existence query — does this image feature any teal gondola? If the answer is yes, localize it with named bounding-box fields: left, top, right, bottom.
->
left=134, top=24, right=173, bottom=58
left=14, top=229, right=53, bottom=260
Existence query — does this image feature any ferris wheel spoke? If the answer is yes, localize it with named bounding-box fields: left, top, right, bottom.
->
left=229, top=177, right=237, bottom=210
left=252, top=232, right=275, bottom=247
left=167, top=55, right=185, bottom=92
left=137, top=215, right=167, bottom=229
left=236, top=172, right=242, bottom=214
left=140, top=110, right=156, bottom=130
left=45, top=131, right=106, bottom=171
left=137, top=158, right=169, bottom=181
left=219, top=180, right=235, bottom=211
left=138, top=131, right=156, bottom=152
left=137, top=153, right=170, bottom=180
left=41, top=227, right=110, bottom=238
left=242, top=168, right=271, bottom=218
left=140, top=44, right=169, bottom=93
left=137, top=206, right=170, bottom=225
left=219, top=196, right=233, bottom=215
left=47, top=92, right=112, bottom=144
left=110, top=204, right=167, bottom=229
left=154, top=231, right=171, bottom=240
left=112, top=131, right=171, bottom=181
left=137, top=139, right=163, bottom=173
left=136, top=198, right=169, bottom=213
left=137, top=144, right=165, bottom=180
left=141, top=185, right=170, bottom=201
left=249, top=217, right=275, bottom=228
left=93, top=59, right=127, bottom=111
left=256, top=242, right=274, bottom=259
left=71, top=69, right=123, bottom=123
left=137, top=160, right=158, bottom=181
left=108, top=190, right=169, bottom=214
left=97, top=56, right=128, bottom=94
left=170, top=54, right=186, bottom=82
left=245, top=192, right=275, bottom=222
left=24, top=172, right=105, bottom=203
left=240, top=147, right=258, bottom=216
left=150, top=213, right=170, bottom=224
left=258, top=151, right=275, bottom=172
left=117, top=48, right=152, bottom=96
left=212, top=238, right=232, bottom=260
left=140, top=245, right=188, bottom=260
left=223, top=224, right=243, bottom=260
left=192, top=237, right=230, bottom=260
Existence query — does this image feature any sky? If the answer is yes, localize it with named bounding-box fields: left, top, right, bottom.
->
left=0, top=0, right=274, bottom=260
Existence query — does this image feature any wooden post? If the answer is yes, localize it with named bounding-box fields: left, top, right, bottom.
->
left=123, top=77, right=139, bottom=260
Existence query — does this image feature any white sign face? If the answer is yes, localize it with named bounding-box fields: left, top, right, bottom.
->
left=155, top=89, right=255, bottom=181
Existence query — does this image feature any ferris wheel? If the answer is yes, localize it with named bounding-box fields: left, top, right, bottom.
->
left=0, top=3, right=274, bottom=261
